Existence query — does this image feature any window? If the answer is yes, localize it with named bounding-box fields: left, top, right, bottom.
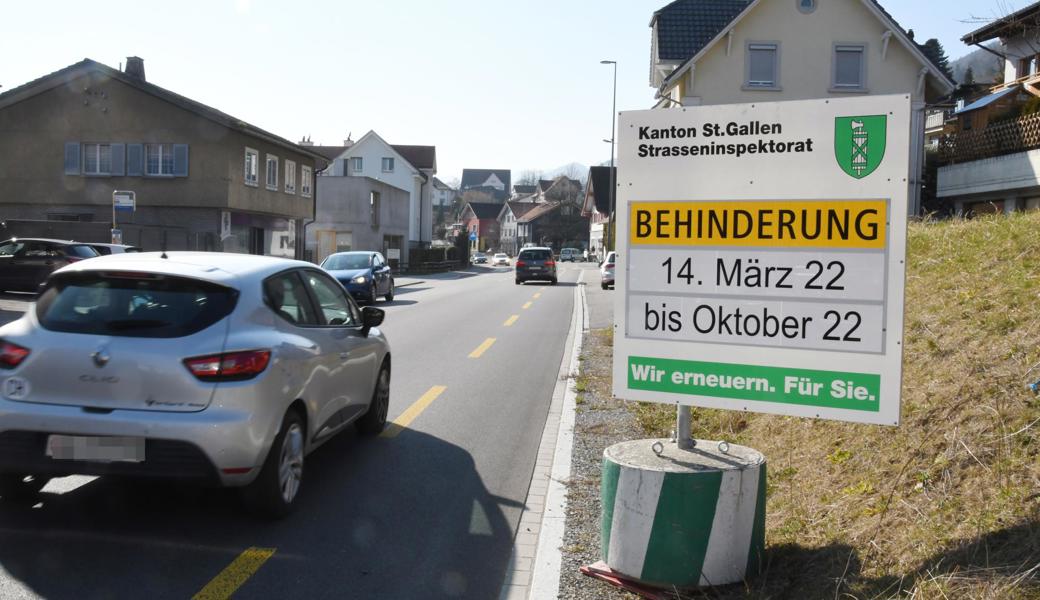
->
left=301, top=166, right=312, bottom=197
left=797, top=0, right=816, bottom=13
left=264, top=272, right=318, bottom=326
left=302, top=271, right=358, bottom=326
left=266, top=154, right=278, bottom=190
left=146, top=144, right=174, bottom=176
left=83, top=143, right=112, bottom=175
left=833, top=44, right=866, bottom=90
left=351, top=157, right=363, bottom=172
left=335, top=232, right=352, bottom=253
left=370, top=191, right=380, bottom=227
left=244, top=148, right=259, bottom=186
left=285, top=160, right=296, bottom=194
left=746, top=43, right=779, bottom=89
left=381, top=157, right=394, bottom=172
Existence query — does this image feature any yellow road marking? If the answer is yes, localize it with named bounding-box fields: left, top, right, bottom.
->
left=381, top=385, right=447, bottom=439
left=533, top=293, right=541, bottom=298
left=468, top=337, right=496, bottom=358
left=522, top=301, right=533, bottom=310
left=193, top=547, right=276, bottom=600
left=504, top=315, right=519, bottom=327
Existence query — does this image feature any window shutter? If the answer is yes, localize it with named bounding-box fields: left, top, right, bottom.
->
left=64, top=142, right=81, bottom=175
left=110, top=144, right=126, bottom=176
left=173, top=144, right=189, bottom=177
left=127, top=144, right=144, bottom=176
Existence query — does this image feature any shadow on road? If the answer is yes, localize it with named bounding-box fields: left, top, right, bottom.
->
left=0, top=427, right=520, bottom=599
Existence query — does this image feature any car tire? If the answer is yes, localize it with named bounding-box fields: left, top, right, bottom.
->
left=515, top=279, right=522, bottom=285
left=0, top=474, right=50, bottom=500
left=602, top=282, right=608, bottom=290
left=385, top=279, right=394, bottom=302
left=551, top=278, right=558, bottom=285
left=357, top=362, right=391, bottom=436
left=242, top=409, right=305, bottom=519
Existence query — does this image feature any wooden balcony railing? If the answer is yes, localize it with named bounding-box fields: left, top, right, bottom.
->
left=938, top=112, right=1040, bottom=165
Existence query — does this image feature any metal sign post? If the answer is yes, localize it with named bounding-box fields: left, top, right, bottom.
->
left=112, top=190, right=136, bottom=244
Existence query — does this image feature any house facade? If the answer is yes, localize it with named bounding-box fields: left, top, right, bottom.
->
left=937, top=2, right=1040, bottom=215
left=431, top=177, right=457, bottom=207
left=497, top=201, right=539, bottom=255
left=319, top=131, right=436, bottom=250
left=650, top=0, right=956, bottom=214
left=307, top=176, right=410, bottom=267
left=460, top=169, right=512, bottom=202
left=0, top=58, right=326, bottom=257
left=460, top=202, right=502, bottom=252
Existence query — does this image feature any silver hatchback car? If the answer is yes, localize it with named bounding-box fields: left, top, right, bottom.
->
left=0, top=252, right=391, bottom=517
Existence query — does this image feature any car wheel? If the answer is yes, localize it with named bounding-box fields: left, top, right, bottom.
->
left=602, top=282, right=608, bottom=290
left=0, top=474, right=50, bottom=500
left=551, top=278, right=558, bottom=285
left=385, top=279, right=395, bottom=302
left=243, top=409, right=305, bottom=519
left=357, top=362, right=391, bottom=436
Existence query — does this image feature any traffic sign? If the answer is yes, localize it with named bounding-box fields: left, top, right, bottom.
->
left=469, top=231, right=477, bottom=241
left=613, top=94, right=910, bottom=426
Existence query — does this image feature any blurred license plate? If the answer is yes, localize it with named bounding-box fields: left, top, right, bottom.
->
left=46, top=435, right=145, bottom=463
left=530, top=266, right=542, bottom=271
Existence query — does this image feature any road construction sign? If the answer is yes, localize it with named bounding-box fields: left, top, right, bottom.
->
left=613, top=94, right=910, bottom=425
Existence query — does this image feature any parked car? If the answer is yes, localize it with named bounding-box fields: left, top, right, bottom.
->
left=0, top=252, right=390, bottom=517
left=560, top=248, right=581, bottom=262
left=601, top=251, right=616, bottom=290
left=320, top=251, right=394, bottom=303
left=515, top=247, right=557, bottom=285
left=0, top=238, right=99, bottom=293
left=471, top=252, right=488, bottom=265
left=492, top=253, right=510, bottom=266
left=86, top=243, right=143, bottom=255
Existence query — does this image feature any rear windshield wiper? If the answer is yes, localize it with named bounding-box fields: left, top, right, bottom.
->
left=105, top=319, right=172, bottom=330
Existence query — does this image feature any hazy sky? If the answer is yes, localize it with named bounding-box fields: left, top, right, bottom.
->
left=0, top=0, right=1018, bottom=183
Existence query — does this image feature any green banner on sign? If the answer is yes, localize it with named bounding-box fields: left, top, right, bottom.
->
left=628, top=356, right=880, bottom=412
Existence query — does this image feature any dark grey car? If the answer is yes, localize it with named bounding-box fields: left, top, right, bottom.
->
left=0, top=238, right=99, bottom=293
left=515, top=247, right=557, bottom=285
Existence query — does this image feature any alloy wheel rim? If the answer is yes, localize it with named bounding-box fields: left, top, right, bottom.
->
left=376, top=371, right=389, bottom=424
left=278, top=423, right=304, bottom=504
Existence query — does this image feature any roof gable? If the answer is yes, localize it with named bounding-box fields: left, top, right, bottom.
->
left=652, top=0, right=752, bottom=62
left=583, top=166, right=614, bottom=215
left=391, top=145, right=436, bottom=171
left=461, top=169, right=512, bottom=201
left=0, top=59, right=327, bottom=164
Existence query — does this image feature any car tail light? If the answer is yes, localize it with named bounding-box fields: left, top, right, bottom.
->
left=0, top=340, right=31, bottom=369
left=65, top=256, right=86, bottom=263
left=606, top=263, right=615, bottom=269
left=515, top=260, right=526, bottom=268
left=184, top=350, right=271, bottom=382
left=545, top=260, right=556, bottom=267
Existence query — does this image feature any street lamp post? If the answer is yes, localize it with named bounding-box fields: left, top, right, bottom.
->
left=601, top=60, right=617, bottom=252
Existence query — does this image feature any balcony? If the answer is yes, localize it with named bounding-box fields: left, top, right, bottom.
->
left=938, top=112, right=1040, bottom=165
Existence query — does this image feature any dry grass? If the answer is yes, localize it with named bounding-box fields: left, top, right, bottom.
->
left=626, top=213, right=1040, bottom=599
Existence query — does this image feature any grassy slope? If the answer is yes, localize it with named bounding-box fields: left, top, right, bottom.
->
left=630, top=213, right=1040, bottom=599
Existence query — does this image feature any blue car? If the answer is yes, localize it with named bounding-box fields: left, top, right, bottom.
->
left=320, top=251, right=395, bottom=303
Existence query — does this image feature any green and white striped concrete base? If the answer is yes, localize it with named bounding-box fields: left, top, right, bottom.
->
left=601, top=439, right=766, bottom=588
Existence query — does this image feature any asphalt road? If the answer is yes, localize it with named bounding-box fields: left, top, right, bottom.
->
left=0, top=263, right=601, bottom=600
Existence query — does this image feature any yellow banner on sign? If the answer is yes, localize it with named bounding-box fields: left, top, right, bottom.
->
left=629, top=200, right=887, bottom=249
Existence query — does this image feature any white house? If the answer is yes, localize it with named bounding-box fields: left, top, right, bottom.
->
left=431, top=177, right=456, bottom=207
left=650, top=0, right=956, bottom=214
left=320, top=131, right=436, bottom=249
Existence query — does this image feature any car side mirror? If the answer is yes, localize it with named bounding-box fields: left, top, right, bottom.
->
left=361, top=306, right=385, bottom=336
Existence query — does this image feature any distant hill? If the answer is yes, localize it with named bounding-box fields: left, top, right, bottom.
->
left=950, top=42, right=1003, bottom=85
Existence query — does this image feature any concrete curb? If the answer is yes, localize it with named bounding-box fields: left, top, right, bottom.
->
left=497, top=270, right=586, bottom=599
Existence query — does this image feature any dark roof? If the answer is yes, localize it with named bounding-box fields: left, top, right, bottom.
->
left=432, top=177, right=453, bottom=190
left=537, top=179, right=555, bottom=192
left=652, top=0, right=752, bottom=62
left=0, top=59, right=328, bottom=164
left=962, top=2, right=1040, bottom=45
left=391, top=145, right=436, bottom=170
left=513, top=184, right=537, bottom=194
left=465, top=202, right=503, bottom=220
left=312, top=145, right=348, bottom=161
left=586, top=166, right=615, bottom=215
left=517, top=202, right=560, bottom=224
left=461, top=169, right=511, bottom=201
left=507, top=201, right=540, bottom=218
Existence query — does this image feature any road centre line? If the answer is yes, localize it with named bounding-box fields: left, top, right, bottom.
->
left=468, top=337, right=497, bottom=359
left=381, top=385, right=447, bottom=439
left=192, top=547, right=276, bottom=600
left=522, top=302, right=533, bottom=310
left=504, top=315, right=519, bottom=327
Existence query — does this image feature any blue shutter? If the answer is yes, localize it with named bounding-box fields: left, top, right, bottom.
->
left=110, top=144, right=126, bottom=176
left=127, top=144, right=144, bottom=176
left=173, top=144, right=189, bottom=177
left=64, top=142, right=80, bottom=175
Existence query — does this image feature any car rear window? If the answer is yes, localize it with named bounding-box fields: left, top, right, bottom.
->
left=66, top=245, right=99, bottom=258
left=519, top=249, right=551, bottom=260
left=36, top=272, right=238, bottom=338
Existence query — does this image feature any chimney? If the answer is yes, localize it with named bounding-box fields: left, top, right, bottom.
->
left=125, top=56, right=146, bottom=81
left=344, top=132, right=354, bottom=147
left=298, top=135, right=314, bottom=147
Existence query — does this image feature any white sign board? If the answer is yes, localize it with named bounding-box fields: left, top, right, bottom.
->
left=613, top=95, right=910, bottom=426
left=113, top=191, right=135, bottom=212
left=387, top=248, right=401, bottom=260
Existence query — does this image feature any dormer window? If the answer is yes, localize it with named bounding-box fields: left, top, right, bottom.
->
left=797, top=0, right=816, bottom=14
